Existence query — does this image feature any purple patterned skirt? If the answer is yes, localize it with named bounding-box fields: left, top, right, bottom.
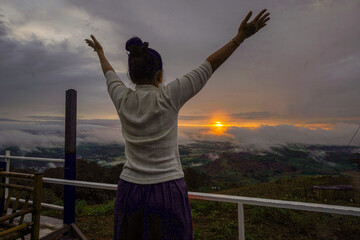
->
left=113, top=177, right=193, bottom=240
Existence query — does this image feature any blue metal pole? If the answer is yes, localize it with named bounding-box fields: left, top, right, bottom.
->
left=64, top=89, right=77, bottom=225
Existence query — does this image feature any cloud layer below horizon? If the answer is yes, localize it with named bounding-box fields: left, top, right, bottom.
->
left=0, top=117, right=359, bottom=151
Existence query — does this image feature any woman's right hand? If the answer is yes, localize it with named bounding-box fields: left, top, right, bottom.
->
left=85, top=35, right=104, bottom=54
left=237, top=9, right=270, bottom=40
left=85, top=35, right=114, bottom=74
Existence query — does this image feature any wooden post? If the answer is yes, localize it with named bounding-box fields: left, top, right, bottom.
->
left=64, top=89, right=77, bottom=225
left=0, top=165, right=5, bottom=215
left=4, top=150, right=10, bottom=199
left=31, top=172, right=43, bottom=240
left=1, top=150, right=11, bottom=215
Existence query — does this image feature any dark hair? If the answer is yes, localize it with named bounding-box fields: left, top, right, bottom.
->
left=125, top=37, right=163, bottom=84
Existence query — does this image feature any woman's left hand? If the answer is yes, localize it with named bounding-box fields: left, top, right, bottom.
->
left=85, top=35, right=104, bottom=54
left=237, top=9, right=270, bottom=40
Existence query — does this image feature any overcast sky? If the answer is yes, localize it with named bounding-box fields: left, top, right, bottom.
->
left=0, top=0, right=359, bottom=149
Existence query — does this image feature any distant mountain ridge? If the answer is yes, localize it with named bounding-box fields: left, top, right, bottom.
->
left=0, top=142, right=358, bottom=186
left=194, top=143, right=359, bottom=185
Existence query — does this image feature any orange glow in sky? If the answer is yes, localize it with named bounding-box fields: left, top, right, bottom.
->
left=107, top=111, right=336, bottom=135
left=177, top=113, right=336, bottom=136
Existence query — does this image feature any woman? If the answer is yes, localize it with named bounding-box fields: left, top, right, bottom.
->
left=86, top=9, right=270, bottom=240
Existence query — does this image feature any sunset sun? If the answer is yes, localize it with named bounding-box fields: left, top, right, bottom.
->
left=209, top=121, right=228, bottom=135
left=215, top=121, right=223, bottom=127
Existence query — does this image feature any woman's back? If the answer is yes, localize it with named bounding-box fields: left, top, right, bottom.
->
left=105, top=61, right=213, bottom=184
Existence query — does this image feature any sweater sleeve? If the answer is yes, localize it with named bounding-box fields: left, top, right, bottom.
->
left=163, top=60, right=213, bottom=112
left=105, top=70, right=130, bottom=110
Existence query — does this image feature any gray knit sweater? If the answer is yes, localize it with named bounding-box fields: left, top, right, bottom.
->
left=105, top=60, right=213, bottom=184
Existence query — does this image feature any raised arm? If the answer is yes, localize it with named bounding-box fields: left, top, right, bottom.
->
left=85, top=35, right=114, bottom=75
left=85, top=35, right=130, bottom=110
left=206, top=9, right=270, bottom=72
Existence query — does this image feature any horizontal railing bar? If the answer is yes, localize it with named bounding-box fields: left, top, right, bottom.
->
left=43, top=177, right=117, bottom=190
left=42, top=177, right=360, bottom=217
left=10, top=197, right=64, bottom=211
left=189, top=191, right=360, bottom=217
left=0, top=171, right=35, bottom=179
left=0, top=182, right=33, bottom=191
left=0, top=155, right=64, bottom=163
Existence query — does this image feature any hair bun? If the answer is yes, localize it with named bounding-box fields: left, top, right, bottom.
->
left=126, top=37, right=149, bottom=57
left=142, top=42, right=149, bottom=51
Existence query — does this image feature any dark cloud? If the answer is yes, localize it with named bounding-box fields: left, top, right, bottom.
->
left=305, top=119, right=360, bottom=126
left=78, top=119, right=120, bottom=127
left=8, top=116, right=121, bottom=127
left=0, top=20, right=7, bottom=36
left=0, top=118, right=36, bottom=123
left=0, top=118, right=22, bottom=122
left=0, top=18, right=113, bottom=118
left=230, top=111, right=279, bottom=120
left=27, top=116, right=64, bottom=121
left=0, top=0, right=359, bottom=150
left=178, top=115, right=208, bottom=121
left=3, top=1, right=360, bottom=123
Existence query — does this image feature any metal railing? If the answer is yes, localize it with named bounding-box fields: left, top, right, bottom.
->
left=1, top=152, right=360, bottom=240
